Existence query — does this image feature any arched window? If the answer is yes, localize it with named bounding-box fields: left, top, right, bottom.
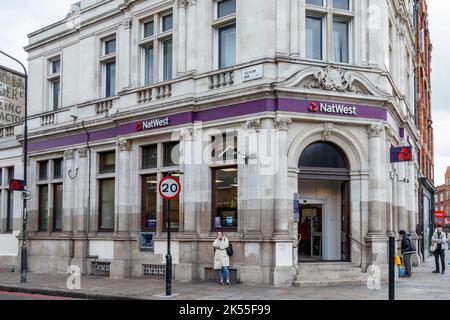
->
left=299, top=142, right=348, bottom=169
left=298, top=142, right=349, bottom=180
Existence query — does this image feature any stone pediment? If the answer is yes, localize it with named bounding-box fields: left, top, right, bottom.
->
left=278, top=66, right=390, bottom=97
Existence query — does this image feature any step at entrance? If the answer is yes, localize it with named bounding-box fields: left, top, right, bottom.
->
left=294, top=262, right=369, bottom=288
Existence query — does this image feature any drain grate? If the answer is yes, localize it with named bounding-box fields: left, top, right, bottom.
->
left=91, top=261, right=111, bottom=277
left=143, top=264, right=166, bottom=278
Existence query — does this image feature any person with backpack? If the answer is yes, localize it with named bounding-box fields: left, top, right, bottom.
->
left=431, top=224, right=447, bottom=274
left=399, top=230, right=416, bottom=278
left=213, top=232, right=232, bottom=285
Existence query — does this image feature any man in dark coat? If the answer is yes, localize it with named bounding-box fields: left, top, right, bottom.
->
left=399, top=230, right=416, bottom=277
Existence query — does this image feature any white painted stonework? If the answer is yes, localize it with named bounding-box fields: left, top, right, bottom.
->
left=89, top=241, right=114, bottom=260
left=0, top=232, right=19, bottom=256
left=154, top=241, right=179, bottom=265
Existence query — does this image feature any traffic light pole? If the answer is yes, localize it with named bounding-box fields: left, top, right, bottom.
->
left=0, top=51, right=28, bottom=283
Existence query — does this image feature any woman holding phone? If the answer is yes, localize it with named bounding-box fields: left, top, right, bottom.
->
left=213, top=232, right=230, bottom=285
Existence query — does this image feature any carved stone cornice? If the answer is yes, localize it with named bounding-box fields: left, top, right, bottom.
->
left=178, top=0, right=195, bottom=8
left=368, top=124, right=384, bottom=138
left=65, top=149, right=75, bottom=160
left=122, top=17, right=132, bottom=30
left=274, top=117, right=292, bottom=131
left=181, top=128, right=194, bottom=141
left=321, top=122, right=334, bottom=141
left=242, top=119, right=261, bottom=132
left=79, top=148, right=88, bottom=158
left=117, top=139, right=132, bottom=152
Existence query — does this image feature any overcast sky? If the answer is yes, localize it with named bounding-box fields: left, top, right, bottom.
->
left=0, top=0, right=449, bottom=185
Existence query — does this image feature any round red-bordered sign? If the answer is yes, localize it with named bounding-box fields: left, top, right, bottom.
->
left=158, top=176, right=181, bottom=200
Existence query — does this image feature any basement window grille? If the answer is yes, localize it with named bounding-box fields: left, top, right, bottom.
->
left=143, top=264, right=165, bottom=278
left=91, top=261, right=111, bottom=277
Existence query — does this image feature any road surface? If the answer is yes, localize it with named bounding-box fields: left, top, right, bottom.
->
left=0, top=291, right=75, bottom=300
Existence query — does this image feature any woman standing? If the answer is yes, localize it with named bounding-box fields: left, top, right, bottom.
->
left=213, top=232, right=230, bottom=285
left=432, top=224, right=447, bottom=274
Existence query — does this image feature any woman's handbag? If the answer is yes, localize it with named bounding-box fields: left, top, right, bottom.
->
left=430, top=242, right=437, bottom=253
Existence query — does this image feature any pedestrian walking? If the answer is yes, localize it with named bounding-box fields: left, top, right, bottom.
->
left=432, top=225, right=447, bottom=274
left=399, top=230, right=416, bottom=277
left=213, top=232, right=231, bottom=285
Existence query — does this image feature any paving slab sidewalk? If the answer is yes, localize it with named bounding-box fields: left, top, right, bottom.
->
left=0, top=258, right=447, bottom=300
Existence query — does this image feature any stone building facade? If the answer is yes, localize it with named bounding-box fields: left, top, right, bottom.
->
left=0, top=0, right=422, bottom=286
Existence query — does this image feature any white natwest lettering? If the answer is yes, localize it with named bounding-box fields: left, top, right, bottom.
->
left=142, top=117, right=170, bottom=130
left=319, top=103, right=357, bottom=115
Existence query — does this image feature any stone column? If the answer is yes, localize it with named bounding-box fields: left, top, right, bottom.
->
left=367, top=124, right=386, bottom=236
left=273, top=118, right=295, bottom=286
left=176, top=0, right=187, bottom=76
left=185, top=0, right=197, bottom=73
left=116, top=139, right=132, bottom=234
left=180, top=128, right=197, bottom=235
left=119, top=17, right=132, bottom=91
left=385, top=130, right=394, bottom=236
left=408, top=161, right=417, bottom=235
left=366, top=124, right=388, bottom=273
left=62, top=149, right=76, bottom=234
left=289, top=0, right=299, bottom=57
left=241, top=119, right=262, bottom=237
left=274, top=117, right=291, bottom=236
left=276, top=0, right=289, bottom=56
left=397, top=162, right=408, bottom=232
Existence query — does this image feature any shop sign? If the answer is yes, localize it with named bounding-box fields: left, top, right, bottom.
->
left=136, top=116, right=170, bottom=132
left=390, top=146, right=413, bottom=163
left=435, top=211, right=445, bottom=219
left=308, top=101, right=357, bottom=116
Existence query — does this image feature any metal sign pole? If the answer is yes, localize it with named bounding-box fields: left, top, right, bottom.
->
left=389, top=237, right=395, bottom=300
left=166, top=196, right=172, bottom=296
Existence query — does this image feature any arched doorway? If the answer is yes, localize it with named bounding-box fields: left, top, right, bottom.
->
left=297, top=142, right=351, bottom=262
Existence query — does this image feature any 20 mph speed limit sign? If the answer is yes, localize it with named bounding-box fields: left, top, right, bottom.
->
left=159, top=176, right=181, bottom=200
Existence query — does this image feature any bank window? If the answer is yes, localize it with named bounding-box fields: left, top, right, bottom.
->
left=305, top=0, right=352, bottom=63
left=218, top=0, right=236, bottom=18
left=139, top=10, right=173, bottom=85
left=142, top=145, right=158, bottom=169
left=163, top=142, right=180, bottom=167
left=214, top=0, right=236, bottom=69
left=100, top=36, right=117, bottom=98
left=39, top=161, right=49, bottom=181
left=306, top=16, right=323, bottom=60
left=162, top=172, right=179, bottom=231
left=212, top=167, right=238, bottom=230
left=47, top=57, right=61, bottom=111
left=142, top=174, right=157, bottom=230
left=99, top=151, right=116, bottom=174
left=53, top=158, right=63, bottom=179
left=99, top=178, right=115, bottom=231
left=161, top=13, right=173, bottom=32
left=211, top=132, right=238, bottom=162
left=139, top=141, right=181, bottom=232
left=36, top=159, right=64, bottom=232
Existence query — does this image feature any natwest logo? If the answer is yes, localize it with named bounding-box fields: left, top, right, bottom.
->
left=136, top=117, right=170, bottom=132
left=308, top=101, right=357, bottom=116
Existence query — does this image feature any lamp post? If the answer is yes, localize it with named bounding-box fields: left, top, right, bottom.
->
left=0, top=51, right=28, bottom=283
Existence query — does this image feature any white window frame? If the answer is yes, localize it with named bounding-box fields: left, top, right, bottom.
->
left=47, top=55, right=62, bottom=111
left=213, top=0, right=237, bottom=70
left=304, top=0, right=353, bottom=64
left=99, top=34, right=117, bottom=98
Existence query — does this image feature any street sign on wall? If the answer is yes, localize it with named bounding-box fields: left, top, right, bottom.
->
left=9, top=179, right=25, bottom=191
left=0, top=65, right=25, bottom=126
left=390, top=146, right=413, bottom=163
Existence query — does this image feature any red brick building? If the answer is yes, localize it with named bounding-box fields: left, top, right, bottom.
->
left=416, top=0, right=435, bottom=258
left=436, top=167, right=450, bottom=218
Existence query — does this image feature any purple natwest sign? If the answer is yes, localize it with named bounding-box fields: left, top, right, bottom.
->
left=279, top=98, right=387, bottom=121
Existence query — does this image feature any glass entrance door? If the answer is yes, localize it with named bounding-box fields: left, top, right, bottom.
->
left=298, top=204, right=323, bottom=261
